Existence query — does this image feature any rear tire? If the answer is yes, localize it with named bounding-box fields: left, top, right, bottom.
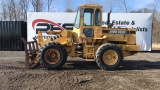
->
left=96, top=43, right=123, bottom=70
left=39, top=42, right=68, bottom=70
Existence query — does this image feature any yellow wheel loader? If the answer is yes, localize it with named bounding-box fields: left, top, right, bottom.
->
left=22, top=4, right=140, bottom=70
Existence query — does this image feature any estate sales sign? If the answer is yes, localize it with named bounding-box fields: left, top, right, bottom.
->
left=27, top=12, right=152, bottom=51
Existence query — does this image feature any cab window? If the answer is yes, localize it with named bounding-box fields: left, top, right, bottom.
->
left=83, top=8, right=94, bottom=26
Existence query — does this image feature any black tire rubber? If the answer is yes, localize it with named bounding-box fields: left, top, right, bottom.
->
left=39, top=42, right=68, bottom=70
left=96, top=43, right=123, bottom=70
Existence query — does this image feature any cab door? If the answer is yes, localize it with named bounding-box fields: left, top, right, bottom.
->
left=82, top=8, right=102, bottom=40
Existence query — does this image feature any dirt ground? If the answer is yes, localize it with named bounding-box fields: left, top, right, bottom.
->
left=0, top=51, right=160, bottom=90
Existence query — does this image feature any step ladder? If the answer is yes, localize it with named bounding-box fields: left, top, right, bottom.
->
left=84, top=42, right=95, bottom=61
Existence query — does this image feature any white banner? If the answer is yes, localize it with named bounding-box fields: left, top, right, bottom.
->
left=27, top=12, right=152, bottom=51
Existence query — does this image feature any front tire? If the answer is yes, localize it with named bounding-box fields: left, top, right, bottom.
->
left=39, top=42, right=68, bottom=70
left=96, top=43, right=123, bottom=70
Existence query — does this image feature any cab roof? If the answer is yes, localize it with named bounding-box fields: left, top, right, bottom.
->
left=80, top=4, right=102, bottom=8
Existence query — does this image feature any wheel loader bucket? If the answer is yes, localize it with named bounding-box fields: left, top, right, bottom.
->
left=21, top=38, right=40, bottom=69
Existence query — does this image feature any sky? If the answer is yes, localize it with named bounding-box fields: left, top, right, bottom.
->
left=126, top=0, right=155, bottom=10
left=52, top=0, right=159, bottom=12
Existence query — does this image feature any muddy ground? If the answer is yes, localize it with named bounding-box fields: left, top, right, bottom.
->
left=0, top=51, right=160, bottom=90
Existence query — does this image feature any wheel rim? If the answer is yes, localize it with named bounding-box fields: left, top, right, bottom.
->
left=44, top=49, right=60, bottom=64
left=103, top=50, right=118, bottom=65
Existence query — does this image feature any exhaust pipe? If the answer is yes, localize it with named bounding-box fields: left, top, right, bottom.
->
left=107, top=10, right=113, bottom=28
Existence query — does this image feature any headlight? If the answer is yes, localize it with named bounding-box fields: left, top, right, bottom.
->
left=83, top=28, right=93, bottom=37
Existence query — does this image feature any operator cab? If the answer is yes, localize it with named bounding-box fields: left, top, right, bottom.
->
left=72, top=4, right=103, bottom=43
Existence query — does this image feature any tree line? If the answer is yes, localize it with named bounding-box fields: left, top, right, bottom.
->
left=0, top=0, right=55, bottom=21
left=0, top=0, right=159, bottom=21
left=0, top=0, right=160, bottom=43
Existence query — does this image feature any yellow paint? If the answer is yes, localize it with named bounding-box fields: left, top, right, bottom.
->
left=36, top=4, right=140, bottom=62
left=103, top=50, right=118, bottom=65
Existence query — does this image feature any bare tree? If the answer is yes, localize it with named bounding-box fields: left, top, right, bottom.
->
left=0, top=0, right=8, bottom=20
left=105, top=0, right=116, bottom=12
left=130, top=8, right=152, bottom=13
left=18, top=0, right=29, bottom=21
left=64, top=0, right=74, bottom=12
left=30, top=0, right=45, bottom=12
left=122, top=0, right=128, bottom=12
left=0, top=0, right=11, bottom=20
left=46, top=0, right=55, bottom=12
left=147, top=0, right=160, bottom=43
left=148, top=0, right=160, bottom=13
left=0, top=0, right=29, bottom=21
left=117, top=0, right=130, bottom=12
left=0, top=0, right=54, bottom=21
left=148, top=0, right=160, bottom=22
left=5, top=0, right=17, bottom=21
